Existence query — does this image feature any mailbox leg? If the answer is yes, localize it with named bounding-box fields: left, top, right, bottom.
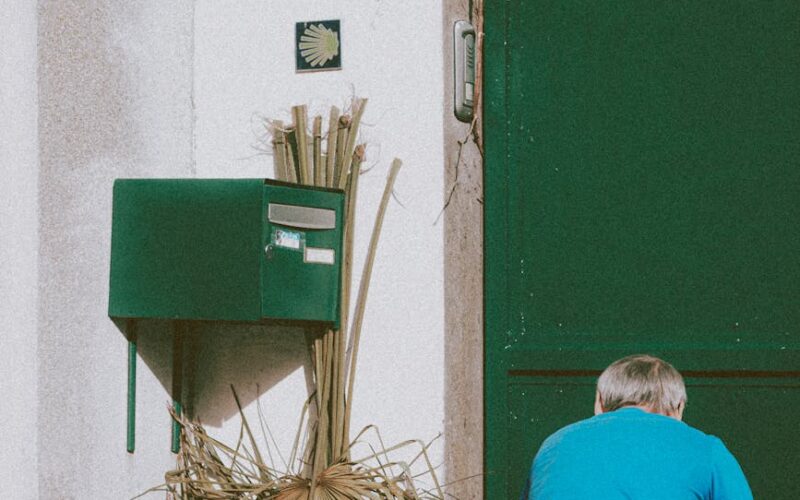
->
left=171, top=322, right=184, bottom=454
left=127, top=321, right=137, bottom=453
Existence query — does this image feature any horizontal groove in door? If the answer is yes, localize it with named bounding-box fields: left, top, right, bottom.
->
left=509, top=369, right=800, bottom=379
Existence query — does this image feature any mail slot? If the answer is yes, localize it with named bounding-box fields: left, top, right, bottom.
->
left=108, top=178, right=344, bottom=326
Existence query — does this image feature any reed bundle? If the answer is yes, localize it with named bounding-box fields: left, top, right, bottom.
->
left=157, top=100, right=442, bottom=499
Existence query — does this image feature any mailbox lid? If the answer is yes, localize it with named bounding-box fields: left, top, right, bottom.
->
left=262, top=180, right=344, bottom=325
left=109, top=178, right=264, bottom=321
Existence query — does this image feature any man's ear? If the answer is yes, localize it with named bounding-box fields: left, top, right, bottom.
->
left=671, top=401, right=685, bottom=421
left=594, top=391, right=604, bottom=416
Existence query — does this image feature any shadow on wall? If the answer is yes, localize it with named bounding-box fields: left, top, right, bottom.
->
left=127, top=320, right=316, bottom=427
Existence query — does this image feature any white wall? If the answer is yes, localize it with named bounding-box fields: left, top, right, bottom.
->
left=0, top=2, right=39, bottom=498
left=192, top=0, right=445, bottom=472
left=19, top=1, right=444, bottom=498
left=36, top=1, right=194, bottom=497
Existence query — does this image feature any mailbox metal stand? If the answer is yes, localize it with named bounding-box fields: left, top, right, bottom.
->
left=126, top=320, right=136, bottom=453
left=171, top=323, right=184, bottom=454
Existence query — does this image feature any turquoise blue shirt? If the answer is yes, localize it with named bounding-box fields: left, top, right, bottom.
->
left=525, top=408, right=752, bottom=499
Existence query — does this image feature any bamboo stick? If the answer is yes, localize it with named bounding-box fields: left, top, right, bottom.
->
left=336, top=328, right=347, bottom=457
left=338, top=98, right=368, bottom=190
left=312, top=342, right=326, bottom=479
left=292, top=105, right=310, bottom=185
left=320, top=153, right=328, bottom=186
left=307, top=333, right=324, bottom=486
left=339, top=146, right=364, bottom=364
left=331, top=328, right=342, bottom=458
left=313, top=335, right=323, bottom=422
left=322, top=329, right=332, bottom=433
left=290, top=395, right=313, bottom=476
left=333, top=331, right=347, bottom=460
left=323, top=329, right=334, bottom=461
left=325, top=106, right=340, bottom=188
left=300, top=418, right=316, bottom=480
left=271, top=121, right=287, bottom=182
left=333, top=148, right=366, bottom=456
left=333, top=115, right=350, bottom=189
left=304, top=425, right=317, bottom=492
left=284, top=128, right=299, bottom=184
left=312, top=330, right=336, bottom=494
left=343, top=157, right=402, bottom=447
left=312, top=115, right=323, bottom=187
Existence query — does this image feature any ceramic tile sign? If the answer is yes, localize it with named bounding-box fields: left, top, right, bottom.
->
left=295, top=20, right=341, bottom=72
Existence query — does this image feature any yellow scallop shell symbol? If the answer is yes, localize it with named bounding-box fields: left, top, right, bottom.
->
left=299, top=24, right=340, bottom=67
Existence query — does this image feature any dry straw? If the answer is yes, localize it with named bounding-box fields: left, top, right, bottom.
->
left=153, top=99, right=443, bottom=500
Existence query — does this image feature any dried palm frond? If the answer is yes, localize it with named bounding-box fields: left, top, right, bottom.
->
left=160, top=402, right=444, bottom=500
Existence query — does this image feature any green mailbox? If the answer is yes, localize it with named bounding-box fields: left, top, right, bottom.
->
left=108, top=178, right=345, bottom=453
left=109, top=178, right=345, bottom=325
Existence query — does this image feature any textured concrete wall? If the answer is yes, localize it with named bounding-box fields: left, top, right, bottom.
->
left=443, top=1, right=485, bottom=498
left=36, top=1, right=194, bottom=497
left=0, top=2, right=40, bottom=498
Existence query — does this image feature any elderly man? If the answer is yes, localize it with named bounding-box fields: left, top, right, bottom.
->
left=523, top=354, right=752, bottom=499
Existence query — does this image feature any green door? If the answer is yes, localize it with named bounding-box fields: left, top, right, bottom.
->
left=484, top=2, right=800, bottom=498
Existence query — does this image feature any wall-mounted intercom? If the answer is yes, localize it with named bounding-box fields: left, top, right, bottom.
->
left=454, top=20, right=476, bottom=122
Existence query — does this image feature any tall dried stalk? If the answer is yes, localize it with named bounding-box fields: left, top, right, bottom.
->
left=292, top=105, right=311, bottom=185
left=333, top=115, right=350, bottom=189
left=338, top=99, right=367, bottom=190
left=312, top=116, right=323, bottom=187
left=325, top=106, right=340, bottom=187
left=271, top=121, right=287, bottom=182
left=342, top=158, right=402, bottom=447
left=285, top=127, right=299, bottom=184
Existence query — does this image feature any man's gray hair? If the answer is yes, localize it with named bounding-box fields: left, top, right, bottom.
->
left=596, top=354, right=687, bottom=414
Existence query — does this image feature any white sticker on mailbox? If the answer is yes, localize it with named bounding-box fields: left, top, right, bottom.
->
left=304, top=247, right=335, bottom=265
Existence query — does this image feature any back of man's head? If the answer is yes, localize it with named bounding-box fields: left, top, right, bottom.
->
left=596, top=354, right=687, bottom=418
